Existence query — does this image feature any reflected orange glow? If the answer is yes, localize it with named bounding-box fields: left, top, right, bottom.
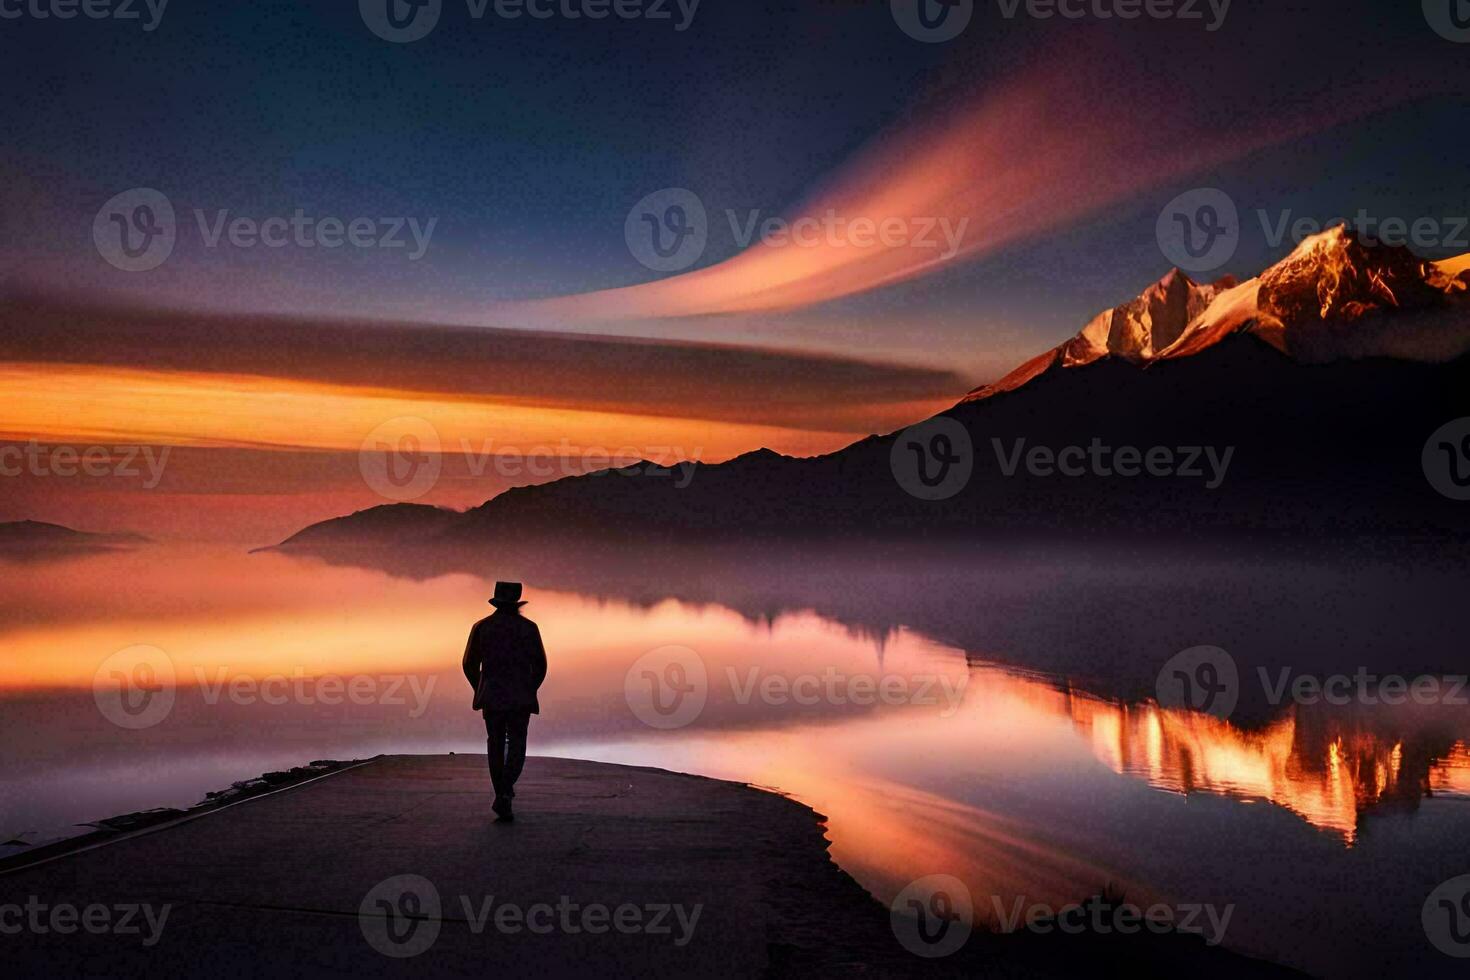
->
left=1067, top=694, right=1467, bottom=844
left=1429, top=742, right=1470, bottom=798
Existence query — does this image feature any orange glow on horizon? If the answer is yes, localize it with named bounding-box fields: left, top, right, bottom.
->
left=0, top=362, right=872, bottom=461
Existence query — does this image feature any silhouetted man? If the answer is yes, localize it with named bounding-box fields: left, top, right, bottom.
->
left=462, top=581, right=547, bottom=822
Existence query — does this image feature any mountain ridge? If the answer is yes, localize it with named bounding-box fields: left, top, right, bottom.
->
left=273, top=228, right=1470, bottom=552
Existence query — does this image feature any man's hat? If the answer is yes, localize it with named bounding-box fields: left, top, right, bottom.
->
left=490, top=581, right=527, bottom=609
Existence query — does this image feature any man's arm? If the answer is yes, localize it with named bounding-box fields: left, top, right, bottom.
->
left=531, top=624, right=547, bottom=689
left=462, top=624, right=481, bottom=691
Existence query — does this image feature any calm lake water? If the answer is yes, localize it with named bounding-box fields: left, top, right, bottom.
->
left=2, top=543, right=1468, bottom=977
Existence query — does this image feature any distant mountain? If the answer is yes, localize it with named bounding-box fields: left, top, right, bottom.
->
left=275, top=228, right=1470, bottom=554
left=0, top=521, right=147, bottom=555
left=254, top=504, right=455, bottom=553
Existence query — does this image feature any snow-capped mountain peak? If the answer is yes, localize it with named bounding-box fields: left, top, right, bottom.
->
left=1062, top=266, right=1233, bottom=367
left=965, top=226, right=1470, bottom=402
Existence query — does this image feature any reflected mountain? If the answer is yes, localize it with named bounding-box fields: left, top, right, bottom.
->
left=267, top=229, right=1470, bottom=726
left=1065, top=692, right=1470, bottom=843
left=269, top=536, right=1468, bottom=723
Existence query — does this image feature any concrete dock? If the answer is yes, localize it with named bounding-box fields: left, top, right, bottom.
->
left=1, top=754, right=1301, bottom=978
left=0, top=754, right=890, bottom=977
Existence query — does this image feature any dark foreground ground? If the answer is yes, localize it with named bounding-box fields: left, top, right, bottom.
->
left=0, top=754, right=1299, bottom=977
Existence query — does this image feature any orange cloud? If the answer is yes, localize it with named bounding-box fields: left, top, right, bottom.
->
left=505, top=44, right=1428, bottom=323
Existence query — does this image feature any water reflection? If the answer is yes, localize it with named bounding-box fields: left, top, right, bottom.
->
left=2, top=544, right=1468, bottom=977
left=1068, top=694, right=1470, bottom=844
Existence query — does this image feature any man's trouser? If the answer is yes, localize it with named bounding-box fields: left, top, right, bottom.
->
left=483, top=710, right=531, bottom=798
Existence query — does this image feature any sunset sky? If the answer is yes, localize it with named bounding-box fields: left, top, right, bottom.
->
left=1, top=0, right=1466, bottom=541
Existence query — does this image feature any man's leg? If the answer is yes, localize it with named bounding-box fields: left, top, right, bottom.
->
left=484, top=711, right=507, bottom=799
left=501, top=711, right=531, bottom=798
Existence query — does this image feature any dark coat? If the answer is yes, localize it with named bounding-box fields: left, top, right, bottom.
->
left=461, top=610, right=548, bottom=713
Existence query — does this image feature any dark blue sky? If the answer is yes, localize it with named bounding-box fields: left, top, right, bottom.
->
left=2, top=0, right=1466, bottom=380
